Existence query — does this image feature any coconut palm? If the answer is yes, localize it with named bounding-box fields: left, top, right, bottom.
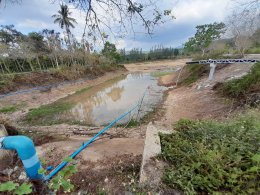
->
left=52, top=4, right=77, bottom=47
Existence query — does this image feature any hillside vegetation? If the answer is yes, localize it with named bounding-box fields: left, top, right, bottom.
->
left=216, top=62, right=260, bottom=106
left=0, top=25, right=124, bottom=94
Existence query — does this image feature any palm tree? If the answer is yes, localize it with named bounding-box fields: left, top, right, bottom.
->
left=52, top=4, right=77, bottom=47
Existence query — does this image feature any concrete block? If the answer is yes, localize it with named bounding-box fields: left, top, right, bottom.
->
left=140, top=123, right=165, bottom=187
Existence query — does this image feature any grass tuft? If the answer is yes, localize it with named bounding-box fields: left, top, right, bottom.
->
left=75, top=86, right=92, bottom=94
left=0, top=105, right=18, bottom=113
left=0, top=103, right=26, bottom=113
left=25, top=101, right=73, bottom=125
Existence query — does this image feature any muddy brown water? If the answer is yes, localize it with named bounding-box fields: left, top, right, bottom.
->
left=49, top=73, right=167, bottom=126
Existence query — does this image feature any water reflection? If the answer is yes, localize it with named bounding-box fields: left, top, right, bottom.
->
left=58, top=73, right=166, bottom=125
left=107, top=86, right=124, bottom=102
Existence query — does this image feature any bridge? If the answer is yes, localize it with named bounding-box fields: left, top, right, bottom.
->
left=186, top=59, right=259, bottom=81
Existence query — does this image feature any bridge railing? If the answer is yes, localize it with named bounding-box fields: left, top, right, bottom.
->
left=185, top=59, right=259, bottom=81
left=186, top=59, right=259, bottom=65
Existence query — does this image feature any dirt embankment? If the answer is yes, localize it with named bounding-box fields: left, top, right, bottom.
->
left=124, top=59, right=190, bottom=72
left=157, top=63, right=253, bottom=127
left=0, top=65, right=125, bottom=94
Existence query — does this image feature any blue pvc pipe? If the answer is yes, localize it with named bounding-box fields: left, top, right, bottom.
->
left=2, top=136, right=43, bottom=180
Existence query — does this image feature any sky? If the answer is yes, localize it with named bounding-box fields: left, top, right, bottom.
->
left=0, top=0, right=237, bottom=51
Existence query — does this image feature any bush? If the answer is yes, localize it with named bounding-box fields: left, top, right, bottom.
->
left=182, top=64, right=208, bottom=85
left=246, top=47, right=260, bottom=54
left=160, top=110, right=260, bottom=194
left=216, top=62, right=260, bottom=105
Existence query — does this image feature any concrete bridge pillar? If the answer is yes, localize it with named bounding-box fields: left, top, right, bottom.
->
left=208, top=63, right=217, bottom=81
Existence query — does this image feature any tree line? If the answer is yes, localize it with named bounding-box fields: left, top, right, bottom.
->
left=184, top=1, right=260, bottom=58
left=0, top=4, right=117, bottom=74
left=119, top=46, right=181, bottom=62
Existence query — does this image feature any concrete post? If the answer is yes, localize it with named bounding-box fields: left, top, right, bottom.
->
left=208, top=63, right=217, bottom=81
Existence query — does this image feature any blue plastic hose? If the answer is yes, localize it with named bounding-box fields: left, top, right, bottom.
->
left=45, top=102, right=140, bottom=180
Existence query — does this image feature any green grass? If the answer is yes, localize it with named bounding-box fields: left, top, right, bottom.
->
left=25, top=101, right=73, bottom=125
left=151, top=71, right=174, bottom=78
left=246, top=47, right=260, bottom=54
left=75, top=86, right=92, bottom=94
left=116, top=119, right=140, bottom=128
left=115, top=106, right=163, bottom=128
left=0, top=103, right=26, bottom=113
left=217, top=62, right=260, bottom=99
left=160, top=108, right=260, bottom=194
left=0, top=105, right=18, bottom=113
left=182, top=64, right=208, bottom=85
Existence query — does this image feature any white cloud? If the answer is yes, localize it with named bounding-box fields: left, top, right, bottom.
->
left=173, top=0, right=233, bottom=24
left=0, top=0, right=239, bottom=50
left=17, top=19, right=49, bottom=29
left=115, top=39, right=127, bottom=49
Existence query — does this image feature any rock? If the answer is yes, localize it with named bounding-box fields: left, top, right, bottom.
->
left=18, top=171, right=28, bottom=181
left=77, top=190, right=88, bottom=195
left=1, top=168, right=14, bottom=176
left=13, top=166, right=19, bottom=172
left=125, top=191, right=133, bottom=195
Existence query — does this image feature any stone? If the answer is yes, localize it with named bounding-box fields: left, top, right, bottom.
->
left=18, top=171, right=28, bottom=181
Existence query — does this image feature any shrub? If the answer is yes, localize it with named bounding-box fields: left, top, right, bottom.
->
left=216, top=62, right=260, bottom=105
left=160, top=110, right=260, bottom=194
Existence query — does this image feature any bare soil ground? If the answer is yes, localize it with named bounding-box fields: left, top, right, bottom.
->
left=156, top=63, right=253, bottom=128
left=124, top=59, right=190, bottom=72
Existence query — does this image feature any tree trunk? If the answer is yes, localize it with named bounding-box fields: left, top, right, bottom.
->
left=201, top=49, right=205, bottom=57
left=66, top=27, right=71, bottom=50
left=15, top=59, right=23, bottom=72
left=52, top=53, right=59, bottom=69
left=36, top=56, right=42, bottom=71
left=1, top=59, right=11, bottom=74
left=28, top=59, right=35, bottom=72
left=0, top=64, right=4, bottom=74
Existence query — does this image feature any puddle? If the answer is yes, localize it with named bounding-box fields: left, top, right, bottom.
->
left=44, top=73, right=167, bottom=126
